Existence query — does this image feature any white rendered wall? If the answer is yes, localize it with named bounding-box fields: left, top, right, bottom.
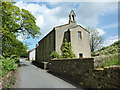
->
left=29, top=49, right=35, bottom=60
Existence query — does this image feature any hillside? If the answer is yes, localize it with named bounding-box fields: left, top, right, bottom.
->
left=93, top=40, right=120, bottom=68
left=94, top=40, right=120, bottom=56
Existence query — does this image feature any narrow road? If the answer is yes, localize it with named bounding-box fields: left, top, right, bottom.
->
left=13, top=60, right=78, bottom=88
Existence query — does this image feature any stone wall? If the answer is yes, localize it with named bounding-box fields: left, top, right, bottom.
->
left=49, top=58, right=120, bottom=88
left=36, top=30, right=55, bottom=63
left=82, top=66, right=120, bottom=88
left=0, top=71, right=15, bottom=89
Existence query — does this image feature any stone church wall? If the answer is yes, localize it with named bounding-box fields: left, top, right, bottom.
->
left=49, top=58, right=120, bottom=88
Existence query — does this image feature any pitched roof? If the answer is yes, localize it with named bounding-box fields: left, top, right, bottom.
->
left=67, top=25, right=90, bottom=33
left=69, top=10, right=76, bottom=16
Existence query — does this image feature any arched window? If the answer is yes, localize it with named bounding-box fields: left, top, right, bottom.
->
left=72, top=15, right=74, bottom=21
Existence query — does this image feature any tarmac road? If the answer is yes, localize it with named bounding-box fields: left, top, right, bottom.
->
left=13, top=60, right=78, bottom=88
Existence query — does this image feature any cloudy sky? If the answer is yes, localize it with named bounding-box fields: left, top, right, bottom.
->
left=14, top=0, right=118, bottom=50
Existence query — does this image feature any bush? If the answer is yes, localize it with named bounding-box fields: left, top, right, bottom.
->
left=100, top=55, right=120, bottom=67
left=50, top=51, right=60, bottom=58
left=61, top=39, right=76, bottom=58
left=50, top=40, right=76, bottom=59
left=0, top=55, right=18, bottom=78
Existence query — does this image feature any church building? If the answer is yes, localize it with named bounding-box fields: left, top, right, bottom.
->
left=36, top=10, right=91, bottom=63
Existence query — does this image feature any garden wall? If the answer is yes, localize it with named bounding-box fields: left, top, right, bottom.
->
left=0, top=71, right=15, bottom=89
left=49, top=58, right=120, bottom=88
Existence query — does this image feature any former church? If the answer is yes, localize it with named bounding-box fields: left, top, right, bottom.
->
left=36, top=10, right=91, bottom=63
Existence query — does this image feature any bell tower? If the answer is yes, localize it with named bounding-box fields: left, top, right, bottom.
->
left=69, top=10, right=76, bottom=24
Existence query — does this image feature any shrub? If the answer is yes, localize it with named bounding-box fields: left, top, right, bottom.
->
left=50, top=51, right=60, bottom=58
left=61, top=39, right=76, bottom=58
left=50, top=40, right=76, bottom=59
left=100, top=55, right=120, bottom=67
left=0, top=55, right=18, bottom=78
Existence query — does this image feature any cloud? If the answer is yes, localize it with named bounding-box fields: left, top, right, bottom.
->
left=102, top=36, right=118, bottom=46
left=96, top=28, right=105, bottom=36
left=14, top=1, right=68, bottom=38
left=15, top=0, right=119, bottom=2
left=76, top=2, right=117, bottom=27
left=14, top=1, right=117, bottom=49
left=15, top=1, right=117, bottom=29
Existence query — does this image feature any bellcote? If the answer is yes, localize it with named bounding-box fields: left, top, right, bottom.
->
left=69, top=10, right=76, bottom=24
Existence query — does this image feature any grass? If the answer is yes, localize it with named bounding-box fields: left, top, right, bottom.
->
left=93, top=41, right=120, bottom=68
left=100, top=55, right=120, bottom=67
left=94, top=41, right=120, bottom=56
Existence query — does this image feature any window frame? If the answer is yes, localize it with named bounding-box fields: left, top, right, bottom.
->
left=78, top=31, right=82, bottom=39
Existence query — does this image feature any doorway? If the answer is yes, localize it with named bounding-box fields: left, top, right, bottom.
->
left=79, top=53, right=83, bottom=58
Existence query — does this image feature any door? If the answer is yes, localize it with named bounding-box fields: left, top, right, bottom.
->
left=79, top=53, right=83, bottom=58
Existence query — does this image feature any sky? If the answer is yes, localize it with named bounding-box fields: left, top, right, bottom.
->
left=14, top=0, right=119, bottom=50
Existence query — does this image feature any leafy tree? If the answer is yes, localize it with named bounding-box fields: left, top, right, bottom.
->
left=50, top=40, right=76, bottom=59
left=2, top=2, right=40, bottom=38
left=87, top=27, right=103, bottom=52
left=61, top=39, right=76, bottom=58
left=1, top=2, right=40, bottom=56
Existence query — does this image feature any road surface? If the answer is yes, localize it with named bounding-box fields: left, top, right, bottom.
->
left=13, top=60, right=79, bottom=88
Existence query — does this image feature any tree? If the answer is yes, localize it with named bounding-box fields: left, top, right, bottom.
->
left=1, top=2, right=40, bottom=56
left=2, top=2, right=40, bottom=38
left=50, top=40, right=76, bottom=59
left=61, top=39, right=76, bottom=58
left=87, top=27, right=103, bottom=52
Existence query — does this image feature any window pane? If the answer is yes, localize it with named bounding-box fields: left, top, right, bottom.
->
left=78, top=31, right=82, bottom=39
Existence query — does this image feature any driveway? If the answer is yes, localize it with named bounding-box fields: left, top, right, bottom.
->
left=13, top=60, right=79, bottom=88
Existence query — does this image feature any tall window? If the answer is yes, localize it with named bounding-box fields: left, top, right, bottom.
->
left=78, top=31, right=82, bottom=39
left=72, top=15, right=74, bottom=21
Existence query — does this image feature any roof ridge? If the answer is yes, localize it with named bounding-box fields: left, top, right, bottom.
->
left=54, top=23, right=69, bottom=28
left=68, top=25, right=79, bottom=29
left=68, top=24, right=89, bottom=33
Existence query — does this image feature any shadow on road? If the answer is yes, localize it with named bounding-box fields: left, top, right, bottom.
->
left=47, top=71, right=89, bottom=90
left=31, top=61, right=44, bottom=69
left=31, top=61, right=89, bottom=89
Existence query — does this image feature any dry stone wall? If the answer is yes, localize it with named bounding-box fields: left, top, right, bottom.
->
left=49, top=58, right=120, bottom=88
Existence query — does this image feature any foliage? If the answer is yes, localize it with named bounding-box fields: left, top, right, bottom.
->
left=50, top=51, right=60, bottom=58
left=0, top=60, right=2, bottom=79
left=94, top=41, right=120, bottom=68
left=100, top=55, right=120, bottom=67
left=1, top=2, right=40, bottom=56
left=1, top=55, right=18, bottom=71
left=3, top=37, right=28, bottom=57
left=50, top=40, right=76, bottom=59
left=87, top=27, right=103, bottom=52
left=0, top=55, right=18, bottom=78
left=2, top=2, right=40, bottom=38
left=61, top=39, right=76, bottom=58
left=6, top=74, right=16, bottom=88
left=94, top=41, right=120, bottom=56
